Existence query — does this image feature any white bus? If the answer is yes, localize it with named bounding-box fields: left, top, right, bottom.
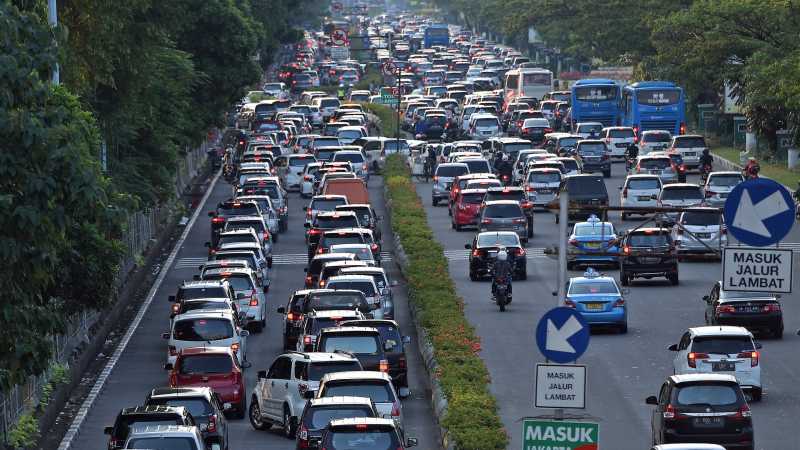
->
left=503, top=68, right=554, bottom=105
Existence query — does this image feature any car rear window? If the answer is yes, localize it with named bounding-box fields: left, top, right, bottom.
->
left=558, top=138, right=579, bottom=148
left=475, top=118, right=499, bottom=127
left=224, top=220, right=265, bottom=233
left=578, top=143, right=606, bottom=154
left=326, top=281, right=376, bottom=297
left=627, top=178, right=660, bottom=190
left=529, top=172, right=561, bottom=183
left=312, top=199, right=349, bottom=211
left=463, top=160, right=491, bottom=173
left=320, top=99, right=340, bottom=108
left=674, top=137, right=706, bottom=148
left=330, top=246, right=373, bottom=261
left=608, top=129, right=634, bottom=138
left=573, top=223, right=614, bottom=236
left=333, top=153, right=365, bottom=163
left=484, top=204, right=523, bottom=218
left=179, top=354, right=233, bottom=375
left=322, top=382, right=394, bottom=402
left=436, top=165, right=469, bottom=177
left=661, top=187, right=703, bottom=200
left=180, top=300, right=230, bottom=314
left=203, top=274, right=253, bottom=291
left=643, top=132, right=671, bottom=143
left=691, top=336, right=754, bottom=355
left=485, top=191, right=525, bottom=202
left=173, top=318, right=233, bottom=341
left=330, top=430, right=400, bottom=448
left=156, top=399, right=211, bottom=418
left=681, top=211, right=722, bottom=226
left=308, top=294, right=365, bottom=310
left=566, top=177, right=607, bottom=196
left=708, top=175, right=743, bottom=187
left=290, top=156, right=315, bottom=167
left=305, top=361, right=362, bottom=381
left=461, top=192, right=485, bottom=204
left=640, top=158, right=671, bottom=169
left=569, top=281, right=618, bottom=295
left=212, top=253, right=257, bottom=269
left=321, top=334, right=380, bottom=354
left=675, top=384, right=739, bottom=406
left=178, top=287, right=227, bottom=301
left=627, top=232, right=670, bottom=247
left=217, top=235, right=256, bottom=246
left=219, top=204, right=259, bottom=217
left=308, top=406, right=375, bottom=429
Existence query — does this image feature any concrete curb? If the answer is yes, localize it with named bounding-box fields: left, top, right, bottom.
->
left=383, top=184, right=454, bottom=450
left=712, top=151, right=794, bottom=192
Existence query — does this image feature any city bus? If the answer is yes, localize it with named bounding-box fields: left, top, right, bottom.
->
left=621, top=81, right=686, bottom=137
left=423, top=24, right=449, bottom=48
left=503, top=68, right=554, bottom=105
left=569, top=79, right=621, bottom=128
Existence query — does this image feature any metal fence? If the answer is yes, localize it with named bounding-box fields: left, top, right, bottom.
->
left=0, top=135, right=214, bottom=445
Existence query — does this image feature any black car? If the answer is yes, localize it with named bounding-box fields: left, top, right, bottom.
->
left=305, top=254, right=357, bottom=288
left=646, top=375, right=753, bottom=450
left=104, top=405, right=195, bottom=450
left=277, top=289, right=312, bottom=351
left=340, top=319, right=411, bottom=392
left=575, top=140, right=611, bottom=177
left=305, top=211, right=360, bottom=257
left=314, top=327, right=387, bottom=373
left=619, top=227, right=679, bottom=286
left=208, top=200, right=261, bottom=246
left=296, top=397, right=378, bottom=450
left=466, top=231, right=527, bottom=281
left=703, top=281, right=784, bottom=338
left=144, top=387, right=229, bottom=450
left=557, top=174, right=609, bottom=224
left=335, top=204, right=382, bottom=241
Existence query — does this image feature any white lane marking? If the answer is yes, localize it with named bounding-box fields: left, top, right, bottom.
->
left=57, top=170, right=222, bottom=450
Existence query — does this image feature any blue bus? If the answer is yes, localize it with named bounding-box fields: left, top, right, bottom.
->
left=569, top=79, right=621, bottom=128
left=423, top=24, right=449, bottom=48
left=621, top=81, right=686, bottom=136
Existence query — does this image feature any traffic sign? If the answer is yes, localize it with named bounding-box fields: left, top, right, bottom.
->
left=331, top=29, right=348, bottom=46
left=382, top=62, right=397, bottom=76
left=723, top=247, right=793, bottom=293
left=522, top=419, right=598, bottom=450
left=380, top=94, right=398, bottom=105
left=536, top=307, right=590, bottom=363
left=331, top=1, right=343, bottom=12
left=535, top=364, right=586, bottom=409
left=723, top=178, right=796, bottom=246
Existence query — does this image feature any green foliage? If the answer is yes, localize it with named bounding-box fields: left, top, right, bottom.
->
left=383, top=155, right=507, bottom=449
left=364, top=103, right=401, bottom=138
left=8, top=414, right=39, bottom=450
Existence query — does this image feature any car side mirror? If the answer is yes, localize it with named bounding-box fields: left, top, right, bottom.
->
left=551, top=291, right=557, bottom=296
left=161, top=332, right=170, bottom=339
left=303, top=390, right=316, bottom=399
left=618, top=186, right=623, bottom=190
left=646, top=395, right=658, bottom=405
left=754, top=342, right=763, bottom=350
left=302, top=206, right=308, bottom=211
left=163, top=363, right=173, bottom=371
left=381, top=288, right=390, bottom=296
left=258, top=370, right=267, bottom=379
left=406, top=437, right=418, bottom=447
left=168, top=295, right=176, bottom=303
left=103, top=426, right=113, bottom=435
left=242, top=361, right=252, bottom=369
left=240, top=330, right=250, bottom=337
left=402, top=336, right=411, bottom=344
left=667, top=344, right=678, bottom=351
left=464, top=243, right=471, bottom=249
left=277, top=307, right=286, bottom=314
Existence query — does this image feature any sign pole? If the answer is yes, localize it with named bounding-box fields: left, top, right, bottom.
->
left=557, top=190, right=568, bottom=305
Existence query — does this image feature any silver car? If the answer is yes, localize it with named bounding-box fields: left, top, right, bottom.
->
left=431, top=163, right=469, bottom=206
left=672, top=209, right=726, bottom=258
left=703, top=171, right=744, bottom=207
left=479, top=200, right=529, bottom=243
left=657, top=183, right=705, bottom=223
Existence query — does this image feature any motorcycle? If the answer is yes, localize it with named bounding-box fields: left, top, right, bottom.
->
left=700, top=163, right=713, bottom=184
left=493, top=277, right=510, bottom=312
left=743, top=165, right=760, bottom=180
left=500, top=173, right=512, bottom=186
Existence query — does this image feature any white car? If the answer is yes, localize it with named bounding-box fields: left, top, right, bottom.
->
left=332, top=150, right=369, bottom=181
left=301, top=162, right=323, bottom=198
left=336, top=126, right=367, bottom=145
left=263, top=82, right=288, bottom=99
left=601, top=126, right=636, bottom=158
left=468, top=114, right=501, bottom=140
left=164, top=310, right=248, bottom=366
left=222, top=218, right=273, bottom=263
left=200, top=267, right=267, bottom=332
left=316, top=371, right=406, bottom=430
left=619, top=174, right=662, bottom=220
left=657, top=183, right=704, bottom=223
left=281, top=154, right=317, bottom=191
left=672, top=208, right=726, bottom=257
left=124, top=425, right=206, bottom=450
left=669, top=134, right=707, bottom=170
left=703, top=171, right=743, bottom=207
left=248, top=352, right=363, bottom=437
left=669, top=326, right=762, bottom=401
left=637, top=130, right=672, bottom=156
left=525, top=168, right=562, bottom=208
left=235, top=195, right=280, bottom=237
left=325, top=274, right=383, bottom=315
left=304, top=195, right=349, bottom=226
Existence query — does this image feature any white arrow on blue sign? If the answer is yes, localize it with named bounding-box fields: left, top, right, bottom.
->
left=536, top=307, right=590, bottom=363
left=723, top=178, right=796, bottom=247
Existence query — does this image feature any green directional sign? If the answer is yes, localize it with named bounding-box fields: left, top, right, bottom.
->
left=522, top=420, right=598, bottom=450
left=380, top=94, right=398, bottom=105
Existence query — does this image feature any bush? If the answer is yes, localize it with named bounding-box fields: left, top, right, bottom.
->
left=364, top=103, right=401, bottom=138
left=8, top=414, right=39, bottom=449
left=383, top=155, right=508, bottom=449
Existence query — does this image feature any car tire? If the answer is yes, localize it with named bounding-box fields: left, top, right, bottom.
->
left=469, top=270, right=478, bottom=282
left=774, top=324, right=784, bottom=339
left=267, top=258, right=273, bottom=269
left=249, top=398, right=270, bottom=430
left=668, top=272, right=679, bottom=285
left=432, top=198, right=438, bottom=206
left=272, top=233, right=278, bottom=243
left=283, top=405, right=296, bottom=439
left=454, top=222, right=461, bottom=231
left=250, top=321, right=263, bottom=333
left=619, top=323, right=628, bottom=334
left=233, top=396, right=246, bottom=420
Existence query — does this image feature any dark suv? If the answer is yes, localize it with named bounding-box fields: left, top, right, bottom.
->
left=314, top=327, right=388, bottom=373
left=305, top=211, right=360, bottom=258
left=575, top=140, right=611, bottom=177
left=619, top=227, right=679, bottom=286
left=144, top=387, right=228, bottom=450
left=104, top=405, right=195, bottom=450
left=646, top=374, right=753, bottom=450
left=208, top=200, right=261, bottom=246
left=340, top=319, right=411, bottom=395
left=558, top=174, right=609, bottom=224
left=296, top=397, right=378, bottom=450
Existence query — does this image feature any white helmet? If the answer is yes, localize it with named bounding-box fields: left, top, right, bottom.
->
left=502, top=153, right=509, bottom=161
left=497, top=246, right=508, bottom=261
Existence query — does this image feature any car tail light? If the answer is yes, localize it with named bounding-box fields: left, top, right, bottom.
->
left=433, top=176, right=439, bottom=182
left=512, top=218, right=526, bottom=224
left=308, top=228, right=322, bottom=235
left=544, top=128, right=553, bottom=133
left=471, top=249, right=481, bottom=257
left=762, top=303, right=781, bottom=313
left=287, top=312, right=301, bottom=322
left=304, top=175, right=311, bottom=181
left=391, top=401, right=401, bottom=417
left=231, top=342, right=240, bottom=353
left=481, top=218, right=492, bottom=224
left=298, top=424, right=309, bottom=447
left=735, top=403, right=752, bottom=419
left=207, top=414, right=218, bottom=433
left=306, top=210, right=312, bottom=219
left=249, top=296, right=258, bottom=306
left=632, top=125, right=639, bottom=137
left=371, top=243, right=379, bottom=252
left=171, top=303, right=180, bottom=314
left=663, top=403, right=684, bottom=420
left=525, top=186, right=534, bottom=192
left=564, top=299, right=576, bottom=308
left=521, top=201, right=532, bottom=209
left=687, top=352, right=709, bottom=368
left=679, top=122, right=686, bottom=135
left=705, top=190, right=715, bottom=198
left=738, top=350, right=759, bottom=367
left=108, top=439, right=124, bottom=448
left=305, top=275, right=313, bottom=286
left=613, top=299, right=625, bottom=307
left=304, top=335, right=312, bottom=346
left=516, top=247, right=527, bottom=256
left=317, top=247, right=325, bottom=254
left=379, top=359, right=389, bottom=373
left=211, top=217, right=225, bottom=224
left=168, top=345, right=177, bottom=356
left=569, top=239, right=578, bottom=246
left=318, top=279, right=326, bottom=288
left=716, top=305, right=736, bottom=314
left=398, top=357, right=406, bottom=369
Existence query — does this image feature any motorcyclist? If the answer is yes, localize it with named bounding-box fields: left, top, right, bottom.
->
left=744, top=157, right=760, bottom=179
left=699, top=148, right=713, bottom=171
left=425, top=145, right=438, bottom=177
left=491, top=246, right=513, bottom=303
left=625, top=143, right=639, bottom=171
left=497, top=153, right=514, bottom=184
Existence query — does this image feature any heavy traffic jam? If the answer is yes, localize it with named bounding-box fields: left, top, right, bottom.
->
left=72, top=5, right=800, bottom=450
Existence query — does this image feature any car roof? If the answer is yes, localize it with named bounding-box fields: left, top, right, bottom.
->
left=328, top=417, right=397, bottom=428
left=173, top=310, right=234, bottom=321
left=179, top=346, right=235, bottom=356
left=661, top=183, right=701, bottom=189
left=627, top=227, right=671, bottom=234
left=322, top=370, right=392, bottom=382
left=319, top=326, right=379, bottom=335
left=180, top=280, right=226, bottom=288
left=126, top=424, right=198, bottom=436
left=669, top=374, right=738, bottom=385
left=625, top=174, right=662, bottom=180
left=120, top=405, right=187, bottom=416
left=326, top=274, right=376, bottom=283
left=308, top=309, right=363, bottom=318
left=486, top=186, right=524, bottom=193
left=202, top=267, right=253, bottom=276
left=288, top=351, right=359, bottom=362
left=149, top=386, right=213, bottom=399
left=483, top=199, right=522, bottom=206
left=309, top=396, right=374, bottom=407
left=688, top=326, right=753, bottom=338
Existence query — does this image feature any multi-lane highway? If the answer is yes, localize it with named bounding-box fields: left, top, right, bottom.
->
left=60, top=173, right=440, bottom=449
left=414, top=163, right=800, bottom=450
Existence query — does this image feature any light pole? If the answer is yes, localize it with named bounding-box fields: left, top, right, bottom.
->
left=48, top=0, right=59, bottom=85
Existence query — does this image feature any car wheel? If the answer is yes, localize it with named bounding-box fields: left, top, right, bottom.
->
left=668, top=272, right=679, bottom=285
left=566, top=261, right=574, bottom=271
left=751, top=388, right=762, bottom=402
left=619, top=323, right=628, bottom=334
left=454, top=223, right=461, bottom=231
left=774, top=323, right=784, bottom=339
left=469, top=270, right=478, bottom=282
left=249, top=398, right=270, bottom=430
left=432, top=198, right=438, bottom=206
left=272, top=233, right=278, bottom=243
left=250, top=321, right=263, bottom=333
left=283, top=405, right=296, bottom=439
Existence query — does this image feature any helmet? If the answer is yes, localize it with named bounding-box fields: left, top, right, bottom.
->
left=502, top=153, right=509, bottom=161
left=497, top=246, right=508, bottom=261
left=702, top=148, right=709, bottom=154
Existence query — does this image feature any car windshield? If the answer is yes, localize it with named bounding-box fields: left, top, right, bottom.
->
left=503, top=143, right=533, bottom=153
left=691, top=336, right=754, bottom=355
left=179, top=354, right=233, bottom=375
left=566, top=178, right=606, bottom=195
left=661, top=187, right=703, bottom=200
left=126, top=437, right=198, bottom=450
left=569, top=281, right=619, bottom=295
left=173, top=318, right=233, bottom=341
left=212, top=253, right=257, bottom=269
left=461, top=193, right=485, bottom=204
left=681, top=211, right=721, bottom=226
left=484, top=204, right=522, bottom=218
left=675, top=137, right=706, bottom=148
left=321, top=335, right=379, bottom=354
left=464, top=161, right=492, bottom=175
left=264, top=83, right=282, bottom=90
left=578, top=125, right=602, bottom=133
left=628, top=232, right=670, bottom=247
left=529, top=172, right=561, bottom=183
left=320, top=99, right=340, bottom=108
left=204, top=274, right=252, bottom=291
left=477, top=233, right=520, bottom=247
left=709, top=175, right=743, bottom=187
left=308, top=294, right=365, bottom=310
left=383, top=141, right=409, bottom=152
left=312, top=199, right=348, bottom=211
left=324, top=234, right=366, bottom=246
left=316, top=216, right=359, bottom=229
left=675, top=384, right=738, bottom=407
left=219, top=204, right=259, bottom=217
left=573, top=223, right=614, bottom=236
left=627, top=178, right=660, bottom=190
left=436, top=165, right=469, bottom=178
left=323, top=382, right=394, bottom=402
left=327, top=281, right=376, bottom=296
left=303, top=361, right=362, bottom=381
left=290, top=157, right=314, bottom=167
left=330, top=431, right=399, bottom=449
left=308, top=406, right=375, bottom=429
left=640, top=159, right=671, bottom=169
left=178, top=287, right=227, bottom=301
left=181, top=300, right=230, bottom=314
left=578, top=143, right=605, bottom=154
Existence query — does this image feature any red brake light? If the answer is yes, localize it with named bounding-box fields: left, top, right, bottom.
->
left=481, top=218, right=492, bottom=224
left=613, top=299, right=625, bottom=307
left=569, top=238, right=579, bottom=246
left=390, top=401, right=400, bottom=417
left=471, top=249, right=480, bottom=257
left=687, top=352, right=709, bottom=368
left=379, top=359, right=389, bottom=373
left=230, top=342, right=240, bottom=352
left=308, top=228, right=322, bottom=235
left=304, top=335, right=311, bottom=345
left=738, top=351, right=759, bottom=367
left=623, top=246, right=631, bottom=255
left=735, top=403, right=752, bottom=419
left=370, top=243, right=379, bottom=252
left=716, top=305, right=736, bottom=314
left=207, top=414, right=218, bottom=433
left=679, top=122, right=686, bottom=135
left=249, top=297, right=258, bottom=306
left=763, top=303, right=781, bottom=313
left=212, top=217, right=225, bottom=224
left=356, top=423, right=368, bottom=431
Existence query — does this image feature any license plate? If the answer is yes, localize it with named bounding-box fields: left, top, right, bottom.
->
left=641, top=257, right=660, bottom=264
left=637, top=196, right=651, bottom=201
left=712, top=361, right=735, bottom=371
left=737, top=306, right=761, bottom=313
left=695, top=233, right=711, bottom=239
left=684, top=152, right=696, bottom=156
left=693, top=416, right=724, bottom=428
left=585, top=242, right=601, bottom=249
left=616, top=143, right=628, bottom=148
left=585, top=303, right=604, bottom=310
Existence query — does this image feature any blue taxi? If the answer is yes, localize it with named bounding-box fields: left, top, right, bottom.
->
left=565, top=268, right=628, bottom=333
left=567, top=215, right=619, bottom=269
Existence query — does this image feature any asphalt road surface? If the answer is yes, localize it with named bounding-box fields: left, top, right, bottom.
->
left=64, top=173, right=439, bottom=450
left=414, top=161, right=800, bottom=450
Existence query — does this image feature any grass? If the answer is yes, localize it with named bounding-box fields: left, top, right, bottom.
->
left=364, top=103, right=401, bottom=138
left=713, top=146, right=800, bottom=187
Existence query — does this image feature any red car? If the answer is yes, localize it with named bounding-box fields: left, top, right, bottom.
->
left=448, top=173, right=498, bottom=214
left=451, top=189, right=487, bottom=231
left=166, top=347, right=247, bottom=419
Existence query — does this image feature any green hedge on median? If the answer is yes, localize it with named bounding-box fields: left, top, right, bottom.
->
left=364, top=103, right=401, bottom=139
left=384, top=155, right=508, bottom=449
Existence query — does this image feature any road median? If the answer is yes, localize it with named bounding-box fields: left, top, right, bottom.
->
left=382, top=154, right=508, bottom=450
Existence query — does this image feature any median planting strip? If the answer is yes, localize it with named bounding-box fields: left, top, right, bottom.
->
left=383, top=154, right=508, bottom=449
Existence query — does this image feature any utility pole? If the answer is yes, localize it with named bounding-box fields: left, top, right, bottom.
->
left=48, top=0, right=60, bottom=85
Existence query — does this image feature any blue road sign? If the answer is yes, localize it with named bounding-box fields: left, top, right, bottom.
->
left=536, top=307, right=591, bottom=363
left=723, top=178, right=796, bottom=247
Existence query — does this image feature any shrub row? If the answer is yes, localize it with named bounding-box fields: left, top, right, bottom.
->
left=383, top=154, right=508, bottom=449
left=364, top=103, right=401, bottom=138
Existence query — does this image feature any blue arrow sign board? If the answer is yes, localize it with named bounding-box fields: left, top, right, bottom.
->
left=536, top=307, right=590, bottom=363
left=723, top=178, right=796, bottom=247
